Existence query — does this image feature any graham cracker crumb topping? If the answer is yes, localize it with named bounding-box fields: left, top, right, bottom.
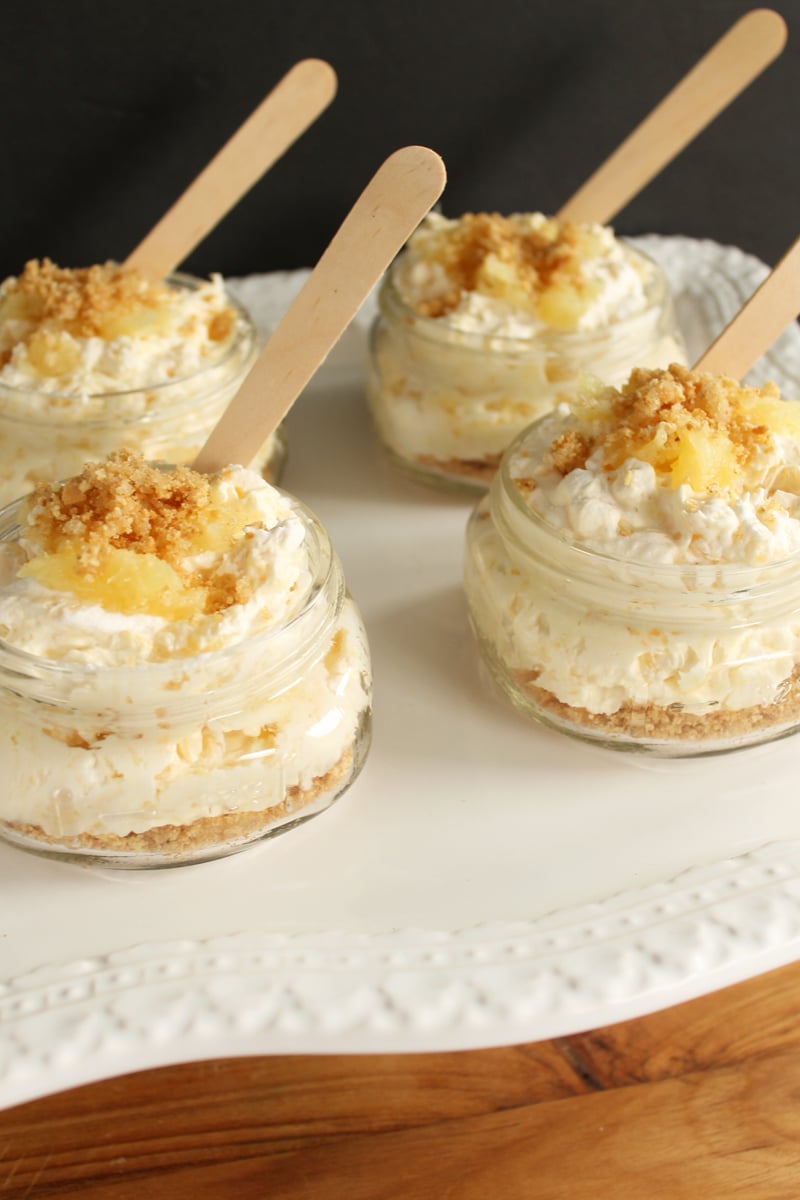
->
left=25, top=450, right=211, bottom=574
left=410, top=213, right=601, bottom=320
left=545, top=364, right=786, bottom=496
left=7, top=258, right=173, bottom=337
left=549, top=430, right=592, bottom=476
left=19, top=451, right=270, bottom=617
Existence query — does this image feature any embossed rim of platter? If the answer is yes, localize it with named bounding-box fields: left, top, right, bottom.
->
left=3, top=841, right=800, bottom=1105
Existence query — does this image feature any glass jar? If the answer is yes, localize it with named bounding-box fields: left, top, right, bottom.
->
left=367, top=245, right=686, bottom=491
left=0, top=493, right=371, bottom=867
left=0, top=272, right=285, bottom=507
left=464, top=444, right=800, bottom=757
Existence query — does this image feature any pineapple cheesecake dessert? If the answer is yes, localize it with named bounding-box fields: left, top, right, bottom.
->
left=0, top=452, right=371, bottom=865
left=0, top=258, right=284, bottom=506
left=464, top=363, right=800, bottom=755
left=367, top=212, right=686, bottom=489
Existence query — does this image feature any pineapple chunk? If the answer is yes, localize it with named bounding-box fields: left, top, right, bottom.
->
left=535, top=283, right=590, bottom=331
left=0, top=290, right=41, bottom=324
left=629, top=427, right=674, bottom=476
left=738, top=393, right=800, bottom=439
left=96, top=304, right=175, bottom=341
left=24, top=329, right=82, bottom=378
left=475, top=254, right=532, bottom=311
left=19, top=547, right=204, bottom=620
left=189, top=498, right=261, bottom=554
left=668, top=426, right=738, bottom=492
left=17, top=493, right=263, bottom=619
left=625, top=424, right=738, bottom=492
left=571, top=375, right=614, bottom=424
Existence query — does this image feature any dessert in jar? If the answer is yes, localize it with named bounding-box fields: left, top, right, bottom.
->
left=0, top=258, right=285, bottom=506
left=0, top=451, right=371, bottom=866
left=367, top=212, right=687, bottom=489
left=465, top=363, right=800, bottom=756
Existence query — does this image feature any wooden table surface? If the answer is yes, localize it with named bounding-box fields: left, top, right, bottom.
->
left=2, top=962, right=800, bottom=1198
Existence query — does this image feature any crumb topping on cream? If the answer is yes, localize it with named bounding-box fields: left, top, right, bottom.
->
left=509, top=365, right=800, bottom=565
left=0, top=260, right=240, bottom=397
left=393, top=211, right=655, bottom=335
left=0, top=453, right=311, bottom=658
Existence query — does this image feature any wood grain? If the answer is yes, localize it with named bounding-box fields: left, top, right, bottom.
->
left=3, top=962, right=800, bottom=1197
left=558, top=9, right=786, bottom=226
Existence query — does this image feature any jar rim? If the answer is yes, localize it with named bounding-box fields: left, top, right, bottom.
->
left=0, top=484, right=341, bottom=686
left=0, top=272, right=257, bottom=424
left=380, top=238, right=671, bottom=354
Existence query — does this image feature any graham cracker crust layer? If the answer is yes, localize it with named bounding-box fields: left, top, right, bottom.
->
left=516, top=665, right=800, bottom=744
left=3, top=746, right=353, bottom=858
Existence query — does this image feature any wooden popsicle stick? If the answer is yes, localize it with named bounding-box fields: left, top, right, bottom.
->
left=558, top=9, right=786, bottom=226
left=125, top=59, right=337, bottom=279
left=694, top=234, right=800, bottom=378
left=193, top=146, right=447, bottom=474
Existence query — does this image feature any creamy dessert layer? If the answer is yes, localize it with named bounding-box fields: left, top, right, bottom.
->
left=394, top=212, right=655, bottom=334
left=0, top=260, right=278, bottom=503
left=465, top=365, right=800, bottom=751
left=0, top=453, right=370, bottom=859
left=369, top=213, right=685, bottom=485
left=0, top=258, right=240, bottom=402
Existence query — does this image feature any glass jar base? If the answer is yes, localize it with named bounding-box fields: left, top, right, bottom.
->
left=478, top=642, right=800, bottom=758
left=1, top=713, right=371, bottom=869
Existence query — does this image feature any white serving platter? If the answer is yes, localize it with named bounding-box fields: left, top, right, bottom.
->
left=3, top=237, right=800, bottom=1110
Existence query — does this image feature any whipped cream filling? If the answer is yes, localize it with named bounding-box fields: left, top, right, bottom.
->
left=0, top=274, right=241, bottom=407
left=0, top=471, right=310, bottom=664
left=467, top=521, right=800, bottom=718
left=369, top=214, right=686, bottom=469
left=510, top=407, right=800, bottom=566
left=0, top=270, right=272, bottom=507
left=368, top=325, right=682, bottom=465
left=0, top=466, right=370, bottom=840
left=394, top=213, right=655, bottom=337
left=0, top=597, right=369, bottom=838
left=465, top=380, right=800, bottom=725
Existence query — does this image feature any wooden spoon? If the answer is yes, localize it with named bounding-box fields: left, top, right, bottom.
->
left=694, top=234, right=800, bottom=378
left=125, top=58, right=337, bottom=279
left=558, top=9, right=786, bottom=226
left=193, top=146, right=447, bottom=474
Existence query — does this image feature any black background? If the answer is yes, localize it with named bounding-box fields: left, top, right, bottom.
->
left=1, top=0, right=797, bottom=279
